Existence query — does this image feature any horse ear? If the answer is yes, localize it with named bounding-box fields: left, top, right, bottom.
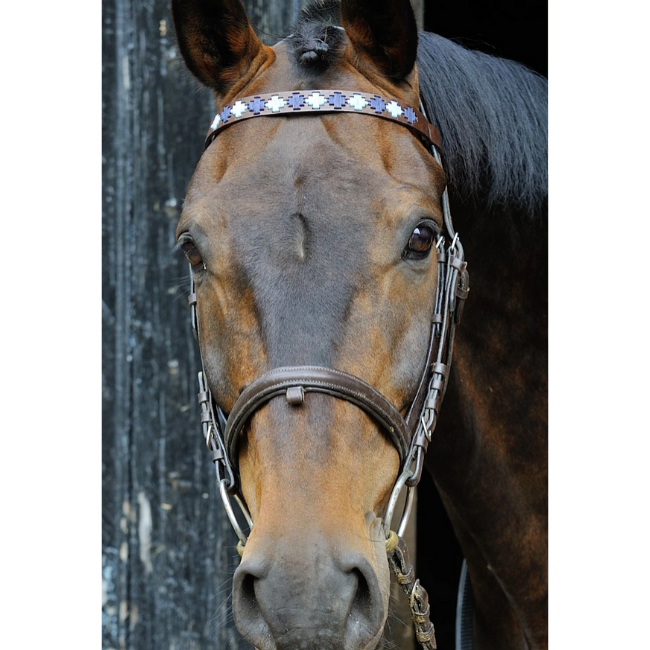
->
left=340, top=0, right=418, bottom=80
left=171, top=0, right=263, bottom=93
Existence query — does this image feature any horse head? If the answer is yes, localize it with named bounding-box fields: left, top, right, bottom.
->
left=172, top=1, right=450, bottom=648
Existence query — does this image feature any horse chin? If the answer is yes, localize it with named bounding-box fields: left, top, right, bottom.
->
left=345, top=618, right=387, bottom=650
left=232, top=597, right=389, bottom=650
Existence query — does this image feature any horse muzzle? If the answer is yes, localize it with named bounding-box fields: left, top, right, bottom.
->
left=232, top=534, right=388, bottom=650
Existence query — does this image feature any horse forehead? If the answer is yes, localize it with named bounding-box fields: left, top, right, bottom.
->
left=189, top=121, right=393, bottom=221
left=183, top=117, right=442, bottom=270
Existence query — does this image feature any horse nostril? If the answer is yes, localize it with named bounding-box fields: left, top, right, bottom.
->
left=240, top=572, right=257, bottom=609
left=350, top=567, right=373, bottom=618
left=343, top=563, right=386, bottom=650
left=232, top=564, right=275, bottom=650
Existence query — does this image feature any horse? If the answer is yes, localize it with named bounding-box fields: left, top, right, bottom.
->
left=170, top=0, right=547, bottom=648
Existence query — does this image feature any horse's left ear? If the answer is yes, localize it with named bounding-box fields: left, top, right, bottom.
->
left=171, top=0, right=263, bottom=94
left=340, top=0, right=418, bottom=80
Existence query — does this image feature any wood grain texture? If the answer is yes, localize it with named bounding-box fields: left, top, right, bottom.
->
left=102, top=1, right=256, bottom=647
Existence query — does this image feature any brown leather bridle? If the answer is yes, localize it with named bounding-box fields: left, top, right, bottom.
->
left=186, top=89, right=469, bottom=650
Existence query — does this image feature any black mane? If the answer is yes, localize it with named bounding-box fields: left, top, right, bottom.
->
left=286, top=1, right=548, bottom=213
left=417, top=33, right=547, bottom=213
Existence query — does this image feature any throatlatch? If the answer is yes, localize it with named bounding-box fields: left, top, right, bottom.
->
left=185, top=89, right=469, bottom=650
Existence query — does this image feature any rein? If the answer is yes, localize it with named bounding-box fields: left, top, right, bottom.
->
left=187, top=89, right=469, bottom=650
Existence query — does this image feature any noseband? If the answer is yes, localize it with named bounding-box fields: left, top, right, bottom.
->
left=187, top=89, right=469, bottom=650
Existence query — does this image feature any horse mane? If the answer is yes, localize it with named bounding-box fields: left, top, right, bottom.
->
left=287, top=0, right=548, bottom=214
left=417, top=33, right=547, bottom=213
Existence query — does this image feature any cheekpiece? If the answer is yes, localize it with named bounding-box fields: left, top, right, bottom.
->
left=204, top=90, right=442, bottom=151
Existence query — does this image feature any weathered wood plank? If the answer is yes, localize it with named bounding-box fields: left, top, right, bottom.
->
left=103, top=0, right=245, bottom=647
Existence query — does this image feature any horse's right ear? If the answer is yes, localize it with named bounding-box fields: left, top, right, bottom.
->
left=171, top=0, right=263, bottom=93
left=340, top=0, right=418, bottom=81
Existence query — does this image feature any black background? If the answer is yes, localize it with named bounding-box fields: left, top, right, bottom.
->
left=425, top=0, right=547, bottom=77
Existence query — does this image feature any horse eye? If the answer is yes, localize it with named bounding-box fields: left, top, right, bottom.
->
left=181, top=240, right=203, bottom=267
left=404, top=225, right=435, bottom=258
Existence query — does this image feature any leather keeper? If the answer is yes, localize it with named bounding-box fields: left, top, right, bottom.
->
left=431, top=362, right=448, bottom=376
left=456, top=284, right=469, bottom=300
left=449, top=256, right=467, bottom=272
left=388, top=535, right=415, bottom=585
left=429, top=376, right=445, bottom=393
left=286, top=386, right=305, bottom=405
left=209, top=442, right=224, bottom=463
left=425, top=392, right=441, bottom=411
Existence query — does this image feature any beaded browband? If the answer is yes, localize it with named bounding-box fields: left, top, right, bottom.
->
left=204, top=89, right=442, bottom=151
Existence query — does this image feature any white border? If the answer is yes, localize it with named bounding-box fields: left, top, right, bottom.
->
left=3, top=0, right=649, bottom=646
left=1, top=1, right=99, bottom=645
left=549, top=0, right=650, bottom=645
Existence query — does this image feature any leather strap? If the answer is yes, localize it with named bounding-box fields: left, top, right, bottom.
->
left=388, top=535, right=437, bottom=649
left=224, top=366, right=410, bottom=467
left=205, top=90, right=442, bottom=152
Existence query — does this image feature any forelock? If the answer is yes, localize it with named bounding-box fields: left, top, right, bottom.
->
left=286, top=0, right=344, bottom=71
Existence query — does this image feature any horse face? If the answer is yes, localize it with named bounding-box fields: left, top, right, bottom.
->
left=173, top=2, right=445, bottom=648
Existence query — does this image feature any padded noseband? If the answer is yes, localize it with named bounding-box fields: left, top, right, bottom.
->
left=225, top=365, right=410, bottom=467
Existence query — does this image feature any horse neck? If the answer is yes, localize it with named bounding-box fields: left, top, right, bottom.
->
left=430, top=190, right=547, bottom=494
left=422, top=195, right=547, bottom=644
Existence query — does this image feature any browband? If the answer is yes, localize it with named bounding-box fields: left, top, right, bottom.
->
left=204, top=89, right=442, bottom=151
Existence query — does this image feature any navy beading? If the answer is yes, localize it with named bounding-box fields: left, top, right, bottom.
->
left=287, top=93, right=306, bottom=109
left=220, top=106, right=231, bottom=123
left=328, top=92, right=347, bottom=109
left=370, top=96, right=386, bottom=114
left=248, top=97, right=265, bottom=115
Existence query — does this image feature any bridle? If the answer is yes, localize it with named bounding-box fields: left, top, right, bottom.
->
left=186, top=88, right=470, bottom=650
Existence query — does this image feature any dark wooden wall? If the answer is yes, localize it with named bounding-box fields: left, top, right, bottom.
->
left=102, top=0, right=234, bottom=646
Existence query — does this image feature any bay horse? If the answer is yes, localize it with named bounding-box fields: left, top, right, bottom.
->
left=171, top=0, right=547, bottom=648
